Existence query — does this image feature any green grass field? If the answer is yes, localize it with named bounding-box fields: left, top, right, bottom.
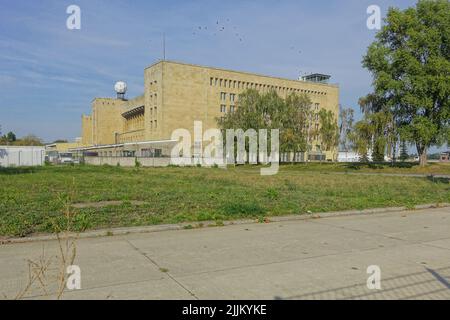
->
left=1, top=163, right=449, bottom=237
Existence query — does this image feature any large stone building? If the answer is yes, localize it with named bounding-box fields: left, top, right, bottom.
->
left=79, top=60, right=339, bottom=161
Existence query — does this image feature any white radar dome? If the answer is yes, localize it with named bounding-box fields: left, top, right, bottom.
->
left=114, top=81, right=127, bottom=94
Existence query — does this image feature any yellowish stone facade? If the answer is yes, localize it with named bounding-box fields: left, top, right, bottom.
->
left=81, top=60, right=339, bottom=160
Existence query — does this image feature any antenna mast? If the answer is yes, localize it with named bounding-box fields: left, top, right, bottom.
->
left=163, top=32, right=166, bottom=60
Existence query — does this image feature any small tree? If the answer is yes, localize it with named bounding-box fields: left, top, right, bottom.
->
left=6, top=132, right=16, bottom=143
left=318, top=110, right=340, bottom=161
left=400, top=141, right=409, bottom=162
left=349, top=119, right=373, bottom=163
left=339, top=107, right=355, bottom=152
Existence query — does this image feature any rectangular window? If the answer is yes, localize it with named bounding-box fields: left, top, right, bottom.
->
left=220, top=105, right=226, bottom=113
left=221, top=92, right=227, bottom=101
left=154, top=120, right=157, bottom=128
left=230, top=105, right=235, bottom=113
left=315, top=103, right=320, bottom=111
left=230, top=93, right=235, bottom=102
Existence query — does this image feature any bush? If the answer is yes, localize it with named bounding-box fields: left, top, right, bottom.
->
left=135, top=158, right=141, bottom=168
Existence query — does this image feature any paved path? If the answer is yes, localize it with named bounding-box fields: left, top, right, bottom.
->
left=1, top=207, right=450, bottom=300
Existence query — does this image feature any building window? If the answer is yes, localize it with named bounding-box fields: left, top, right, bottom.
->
left=221, top=92, right=227, bottom=101
left=230, top=105, right=235, bottom=113
left=220, top=105, right=226, bottom=113
left=154, top=120, right=157, bottom=128
left=315, top=103, right=320, bottom=111
left=230, top=93, right=235, bottom=102
left=210, top=78, right=213, bottom=86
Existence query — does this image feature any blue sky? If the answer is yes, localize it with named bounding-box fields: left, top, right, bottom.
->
left=0, top=0, right=418, bottom=144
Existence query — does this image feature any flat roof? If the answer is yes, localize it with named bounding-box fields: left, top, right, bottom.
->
left=145, top=60, right=339, bottom=88
left=70, top=139, right=178, bottom=151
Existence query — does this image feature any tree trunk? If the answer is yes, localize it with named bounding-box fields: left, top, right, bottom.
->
left=419, top=146, right=428, bottom=167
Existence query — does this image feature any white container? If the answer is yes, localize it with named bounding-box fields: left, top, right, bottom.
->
left=0, top=146, right=45, bottom=167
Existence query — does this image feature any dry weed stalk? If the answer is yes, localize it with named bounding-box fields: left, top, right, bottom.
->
left=13, top=178, right=80, bottom=300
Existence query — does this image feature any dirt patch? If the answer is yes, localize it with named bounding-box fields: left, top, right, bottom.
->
left=72, top=200, right=146, bottom=209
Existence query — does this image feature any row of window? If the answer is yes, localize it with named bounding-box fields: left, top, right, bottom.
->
left=210, top=77, right=328, bottom=95
left=220, top=92, right=236, bottom=102
left=118, top=131, right=145, bottom=143
left=220, top=105, right=235, bottom=113
left=98, top=149, right=163, bottom=158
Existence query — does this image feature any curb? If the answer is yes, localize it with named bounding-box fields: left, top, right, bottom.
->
left=2, top=203, right=449, bottom=245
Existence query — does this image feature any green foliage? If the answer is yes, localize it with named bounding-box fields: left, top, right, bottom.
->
left=362, top=0, right=450, bottom=166
left=0, top=132, right=43, bottom=146
left=318, top=109, right=340, bottom=154
left=6, top=132, right=16, bottom=142
left=349, top=118, right=373, bottom=162
left=134, top=158, right=141, bottom=168
left=218, top=89, right=313, bottom=155
left=221, top=201, right=266, bottom=216
left=0, top=131, right=17, bottom=144
left=265, top=188, right=279, bottom=200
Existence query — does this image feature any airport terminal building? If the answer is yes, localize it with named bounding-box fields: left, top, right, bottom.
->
left=78, top=60, right=339, bottom=162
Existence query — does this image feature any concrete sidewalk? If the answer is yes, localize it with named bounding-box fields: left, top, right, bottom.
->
left=1, top=207, right=450, bottom=300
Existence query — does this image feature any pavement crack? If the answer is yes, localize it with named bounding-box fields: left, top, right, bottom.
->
left=125, top=239, right=199, bottom=300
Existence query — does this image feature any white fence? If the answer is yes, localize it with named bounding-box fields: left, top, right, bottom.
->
left=0, top=146, right=45, bottom=167
left=84, top=156, right=171, bottom=167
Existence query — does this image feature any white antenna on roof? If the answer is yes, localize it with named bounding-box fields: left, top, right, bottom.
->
left=163, top=32, right=166, bottom=60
